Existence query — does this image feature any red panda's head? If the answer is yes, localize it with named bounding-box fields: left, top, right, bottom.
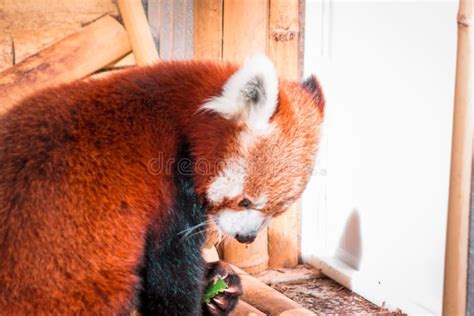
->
left=195, top=55, right=324, bottom=244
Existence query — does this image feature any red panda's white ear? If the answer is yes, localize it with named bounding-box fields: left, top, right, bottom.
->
left=202, top=54, right=278, bottom=130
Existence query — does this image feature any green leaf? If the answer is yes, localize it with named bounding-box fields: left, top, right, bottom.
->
left=202, top=277, right=228, bottom=304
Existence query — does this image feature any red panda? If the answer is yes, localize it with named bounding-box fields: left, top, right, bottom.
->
left=0, top=55, right=325, bottom=315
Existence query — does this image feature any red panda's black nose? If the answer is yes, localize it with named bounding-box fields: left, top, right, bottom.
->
left=235, top=234, right=257, bottom=244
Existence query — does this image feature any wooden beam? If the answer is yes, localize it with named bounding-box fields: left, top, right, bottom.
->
left=267, top=0, right=301, bottom=268
left=105, top=52, right=136, bottom=69
left=0, top=16, right=131, bottom=116
left=0, top=0, right=119, bottom=64
left=117, top=0, right=159, bottom=65
left=193, top=0, right=223, bottom=60
left=231, top=264, right=315, bottom=315
left=221, top=0, right=270, bottom=273
left=443, top=0, right=473, bottom=315
left=231, top=300, right=266, bottom=316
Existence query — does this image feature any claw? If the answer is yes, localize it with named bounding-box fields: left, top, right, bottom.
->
left=213, top=296, right=227, bottom=308
left=224, top=286, right=239, bottom=294
left=207, top=303, right=218, bottom=313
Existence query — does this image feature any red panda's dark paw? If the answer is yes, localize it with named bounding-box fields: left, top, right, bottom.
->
left=203, top=261, right=243, bottom=316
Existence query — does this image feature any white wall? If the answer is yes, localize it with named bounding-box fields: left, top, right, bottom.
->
left=301, top=1, right=457, bottom=314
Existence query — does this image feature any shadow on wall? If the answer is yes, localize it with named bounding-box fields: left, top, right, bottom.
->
left=337, top=209, right=363, bottom=270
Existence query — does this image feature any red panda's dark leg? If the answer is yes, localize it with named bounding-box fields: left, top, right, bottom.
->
left=138, top=141, right=207, bottom=316
left=138, top=141, right=243, bottom=316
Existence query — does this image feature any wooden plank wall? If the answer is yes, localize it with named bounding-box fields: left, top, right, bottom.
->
left=148, top=0, right=193, bottom=59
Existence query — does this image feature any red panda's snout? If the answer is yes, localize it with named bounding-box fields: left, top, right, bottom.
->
left=197, top=55, right=324, bottom=244
left=215, top=209, right=269, bottom=243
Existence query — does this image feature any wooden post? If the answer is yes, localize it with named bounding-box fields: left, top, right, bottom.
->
left=223, top=233, right=269, bottom=274
left=117, top=0, right=159, bottom=65
left=268, top=203, right=300, bottom=268
left=267, top=0, right=302, bottom=268
left=0, top=16, right=131, bottom=116
left=221, top=0, right=270, bottom=273
left=443, top=0, right=473, bottom=315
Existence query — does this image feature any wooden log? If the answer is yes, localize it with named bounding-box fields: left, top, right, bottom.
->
left=105, top=52, right=136, bottom=69
left=232, top=265, right=315, bottom=315
left=86, top=68, right=129, bottom=81
left=0, top=15, right=131, bottom=116
left=443, top=0, right=473, bottom=315
left=117, top=0, right=159, bottom=65
left=267, top=0, right=302, bottom=269
left=221, top=0, right=270, bottom=274
left=193, top=0, right=223, bottom=60
left=268, top=202, right=300, bottom=269
left=231, top=300, right=266, bottom=316
left=0, top=0, right=119, bottom=64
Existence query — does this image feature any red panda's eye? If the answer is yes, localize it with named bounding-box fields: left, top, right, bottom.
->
left=238, top=199, right=252, bottom=209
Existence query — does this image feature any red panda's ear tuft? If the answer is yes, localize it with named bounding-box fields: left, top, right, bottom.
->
left=302, top=75, right=325, bottom=114
left=201, top=54, right=278, bottom=130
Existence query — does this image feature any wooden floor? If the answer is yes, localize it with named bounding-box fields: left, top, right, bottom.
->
left=253, top=265, right=405, bottom=315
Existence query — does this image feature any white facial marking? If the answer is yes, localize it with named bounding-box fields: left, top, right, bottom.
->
left=201, top=54, right=278, bottom=131
left=207, top=159, right=246, bottom=204
left=216, top=209, right=266, bottom=237
left=239, top=123, right=277, bottom=152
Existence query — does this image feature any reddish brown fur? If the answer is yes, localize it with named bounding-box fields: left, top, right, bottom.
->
left=0, top=60, right=324, bottom=314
